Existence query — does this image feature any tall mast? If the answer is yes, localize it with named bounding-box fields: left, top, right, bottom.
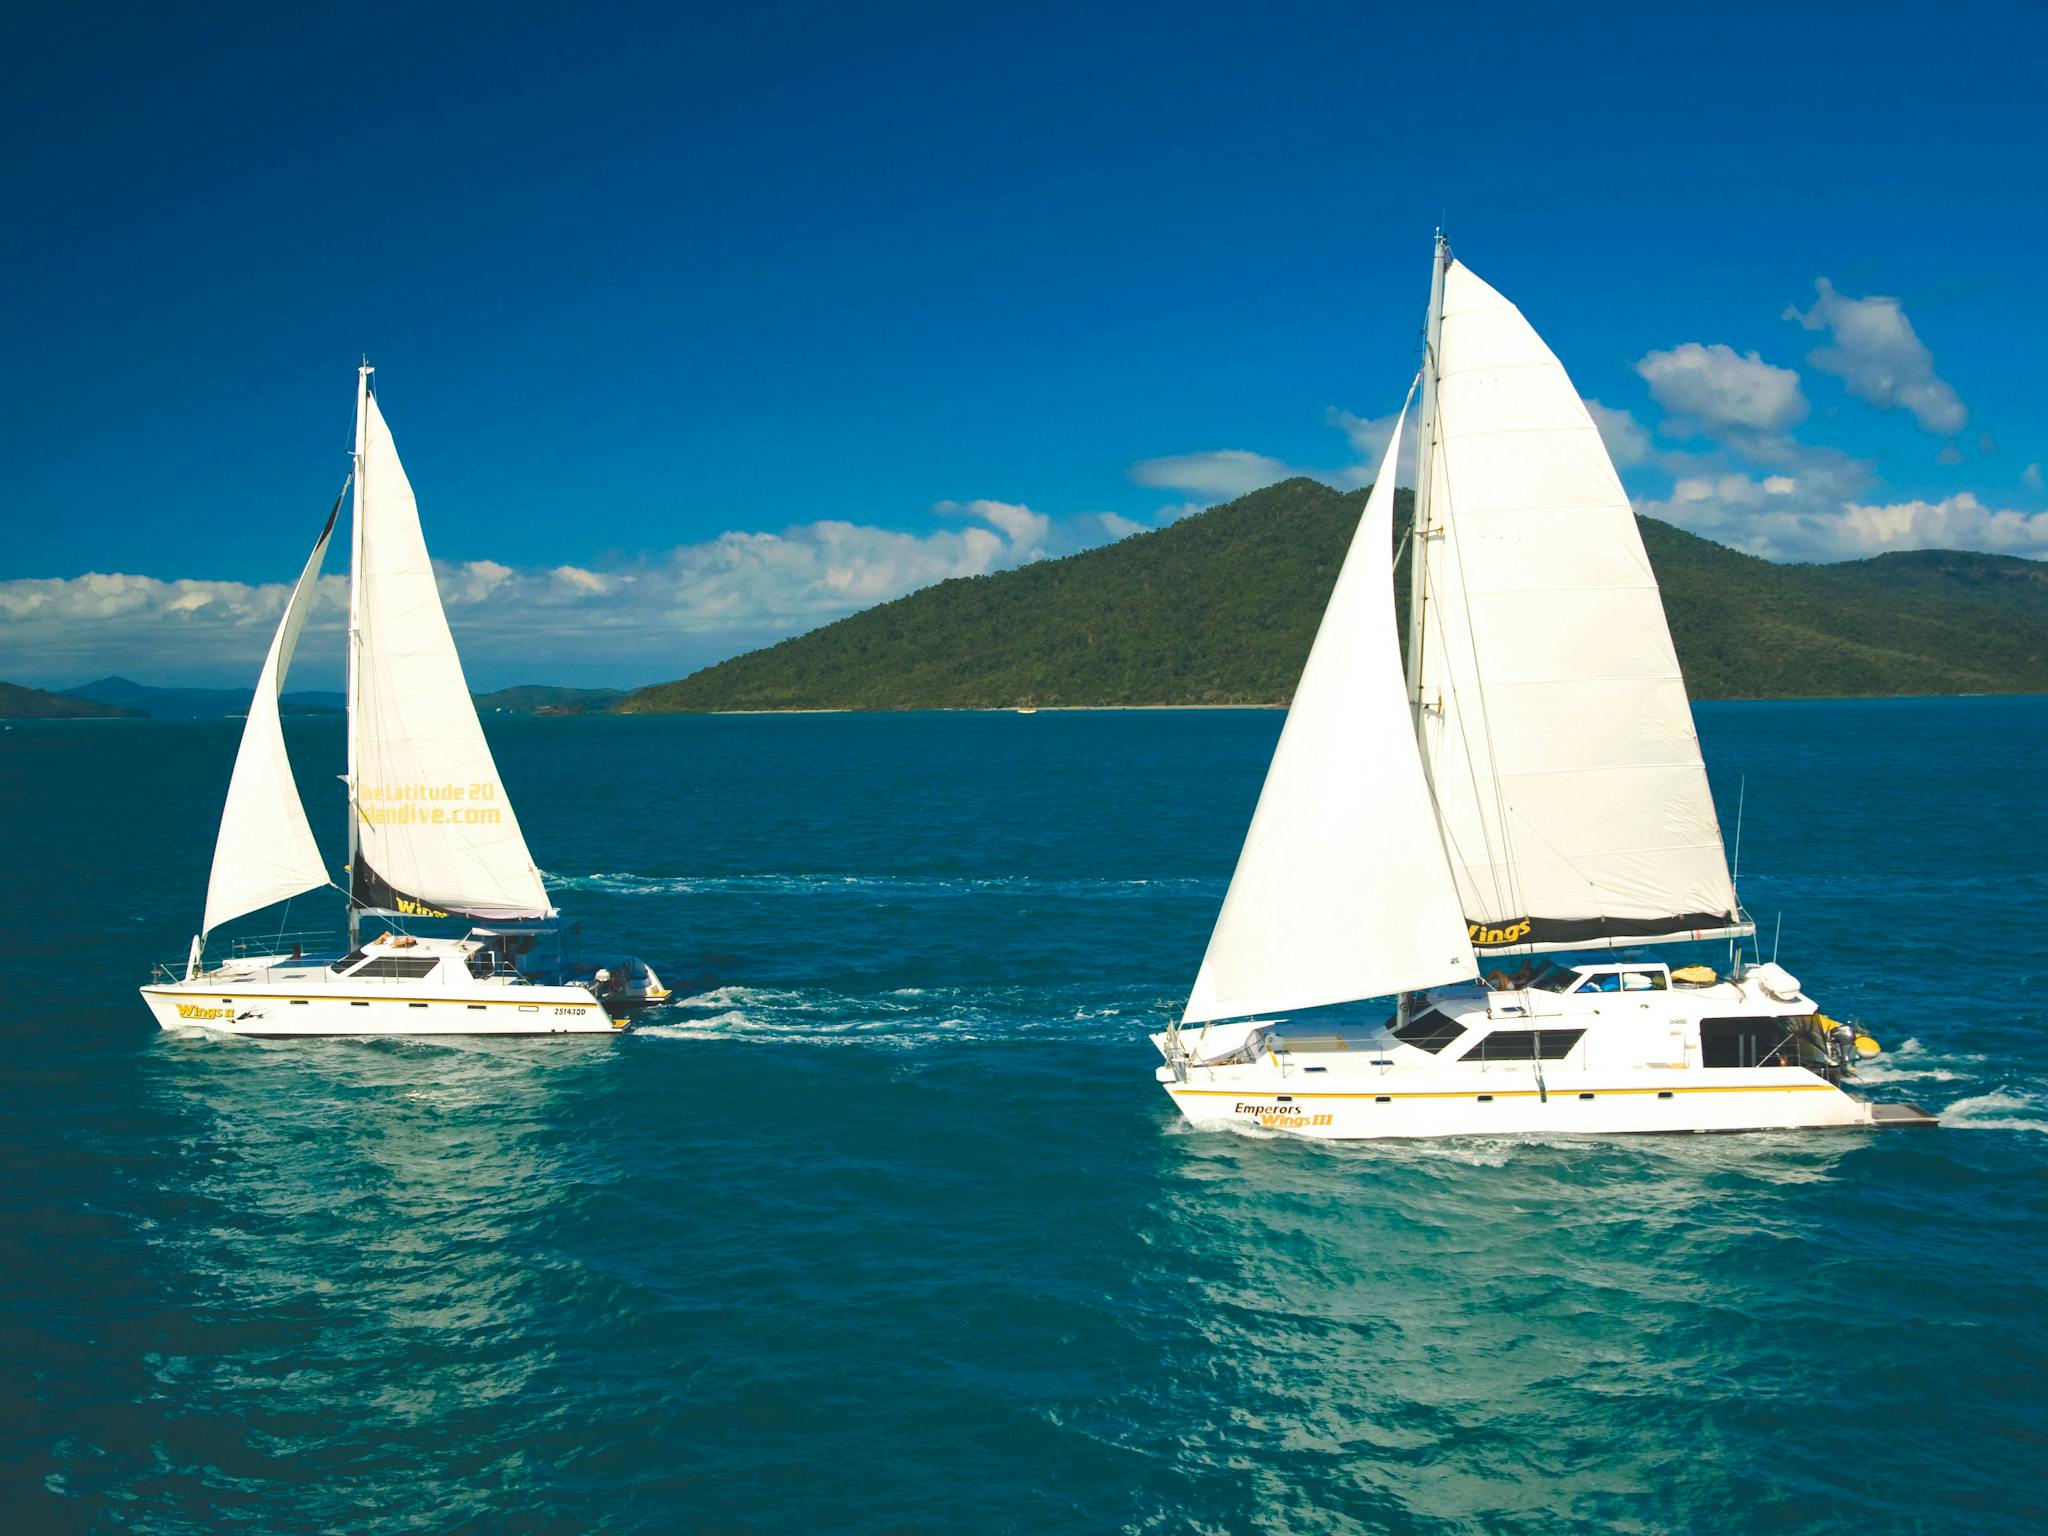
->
left=345, top=361, right=370, bottom=948
left=1406, top=232, right=1450, bottom=717
left=1399, top=234, right=1452, bottom=1029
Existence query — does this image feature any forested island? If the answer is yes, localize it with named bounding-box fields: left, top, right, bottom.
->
left=619, top=479, right=2048, bottom=712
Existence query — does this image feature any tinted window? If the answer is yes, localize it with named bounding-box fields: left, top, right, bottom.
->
left=329, top=948, right=368, bottom=973
left=1392, top=1008, right=1466, bottom=1054
left=1699, top=1016, right=1801, bottom=1068
left=1464, top=1028, right=1585, bottom=1062
left=350, top=955, right=440, bottom=980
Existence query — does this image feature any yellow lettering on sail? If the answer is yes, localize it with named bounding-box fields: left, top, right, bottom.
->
left=1468, top=919, right=1533, bottom=946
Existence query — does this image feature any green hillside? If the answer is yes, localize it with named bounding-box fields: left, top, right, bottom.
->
left=0, top=681, right=144, bottom=719
left=619, top=479, right=2048, bottom=712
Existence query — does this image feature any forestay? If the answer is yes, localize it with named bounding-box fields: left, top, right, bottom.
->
left=1412, top=256, right=1739, bottom=950
left=349, top=390, right=552, bottom=920
left=1183, top=396, right=1478, bottom=1025
left=201, top=496, right=340, bottom=937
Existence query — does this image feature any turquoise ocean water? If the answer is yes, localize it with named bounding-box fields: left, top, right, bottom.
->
left=1, top=698, right=2043, bottom=1533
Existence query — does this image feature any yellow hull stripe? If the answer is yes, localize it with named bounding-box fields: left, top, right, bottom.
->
left=1167, top=1082, right=1838, bottom=1100
left=142, top=989, right=596, bottom=1010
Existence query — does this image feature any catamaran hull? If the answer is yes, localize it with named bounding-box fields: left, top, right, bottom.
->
left=139, top=984, right=622, bottom=1037
left=1158, top=1072, right=1876, bottom=1139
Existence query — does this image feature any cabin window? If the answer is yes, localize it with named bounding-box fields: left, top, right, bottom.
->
left=1699, top=1016, right=1802, bottom=1068
left=1619, top=970, right=1667, bottom=991
left=329, top=949, right=368, bottom=973
left=1462, top=1027, right=1585, bottom=1062
left=349, top=955, right=441, bottom=980
left=466, top=949, right=499, bottom=979
left=1392, top=1008, right=1466, bottom=1054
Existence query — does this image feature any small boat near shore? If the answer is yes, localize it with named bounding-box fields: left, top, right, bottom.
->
left=141, top=365, right=667, bottom=1037
left=1155, top=238, right=1935, bottom=1138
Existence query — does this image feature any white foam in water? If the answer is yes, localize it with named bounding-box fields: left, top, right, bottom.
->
left=1854, top=1035, right=1990, bottom=1086
left=1941, top=1091, right=2048, bottom=1133
left=545, top=869, right=1215, bottom=900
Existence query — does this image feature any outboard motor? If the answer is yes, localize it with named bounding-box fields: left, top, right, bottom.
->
left=1829, top=1020, right=1858, bottom=1070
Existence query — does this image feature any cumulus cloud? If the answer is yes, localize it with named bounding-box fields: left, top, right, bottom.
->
left=932, top=497, right=1052, bottom=555
left=1638, top=472, right=2048, bottom=562
left=1128, top=449, right=1306, bottom=498
left=0, top=500, right=1112, bottom=690
left=1324, top=406, right=1419, bottom=484
left=2025, top=463, right=2044, bottom=492
left=1785, top=278, right=1966, bottom=436
left=1583, top=400, right=1653, bottom=468
left=1635, top=342, right=1808, bottom=434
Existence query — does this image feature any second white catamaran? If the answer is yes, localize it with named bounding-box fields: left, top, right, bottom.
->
left=1155, top=238, right=1934, bottom=1138
left=141, top=365, right=668, bottom=1037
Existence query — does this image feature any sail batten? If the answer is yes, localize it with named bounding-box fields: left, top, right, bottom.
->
left=200, top=496, right=341, bottom=938
left=1183, top=395, right=1477, bottom=1026
left=347, top=388, right=552, bottom=922
left=1415, top=255, right=1739, bottom=950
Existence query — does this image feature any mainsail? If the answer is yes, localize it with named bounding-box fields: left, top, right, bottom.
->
left=347, top=379, right=551, bottom=921
left=1410, top=249, right=1741, bottom=952
left=200, top=496, right=340, bottom=937
left=1183, top=397, right=1479, bottom=1025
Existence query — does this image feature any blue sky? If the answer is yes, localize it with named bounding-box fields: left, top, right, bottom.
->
left=3, top=0, right=2044, bottom=688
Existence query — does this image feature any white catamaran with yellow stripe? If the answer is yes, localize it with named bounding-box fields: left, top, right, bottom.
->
left=1155, top=239, right=1934, bottom=1137
left=141, top=365, right=667, bottom=1037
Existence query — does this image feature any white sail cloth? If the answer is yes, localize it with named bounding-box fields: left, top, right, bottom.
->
left=1183, top=397, right=1478, bottom=1025
left=350, top=391, right=551, bottom=920
left=200, top=501, right=338, bottom=937
left=1413, top=258, right=1738, bottom=946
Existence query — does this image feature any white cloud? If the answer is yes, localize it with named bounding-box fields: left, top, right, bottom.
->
left=931, top=497, right=1051, bottom=555
left=2025, top=463, right=2044, bottom=491
left=1128, top=449, right=1305, bottom=498
left=1635, top=342, right=1808, bottom=434
left=1583, top=399, right=1653, bottom=468
left=1638, top=471, right=2048, bottom=562
left=1784, top=278, right=1966, bottom=437
left=549, top=564, right=618, bottom=597
left=1824, top=494, right=2048, bottom=558
left=0, top=499, right=1112, bottom=690
left=1094, top=512, right=1147, bottom=540
left=1324, top=405, right=1418, bottom=484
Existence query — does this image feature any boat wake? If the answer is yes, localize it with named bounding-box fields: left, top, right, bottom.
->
left=1854, top=1035, right=1986, bottom=1085
left=1940, top=1090, right=2048, bottom=1133
left=546, top=869, right=1213, bottom=900
left=631, top=983, right=1164, bottom=1048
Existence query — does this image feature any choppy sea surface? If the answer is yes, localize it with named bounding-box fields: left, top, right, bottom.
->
left=1, top=699, right=2043, bottom=1534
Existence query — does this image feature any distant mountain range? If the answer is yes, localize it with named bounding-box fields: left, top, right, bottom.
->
left=55, top=677, right=346, bottom=718
left=0, top=681, right=143, bottom=720
left=21, top=679, right=623, bottom=719
left=618, top=478, right=2048, bottom=712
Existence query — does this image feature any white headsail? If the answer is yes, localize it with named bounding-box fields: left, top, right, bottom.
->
left=347, top=383, right=551, bottom=921
left=1411, top=251, right=1741, bottom=952
left=200, top=498, right=340, bottom=937
left=1184, top=396, right=1479, bottom=1025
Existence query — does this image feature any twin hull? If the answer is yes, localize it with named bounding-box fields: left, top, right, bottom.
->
left=141, top=980, right=621, bottom=1037
left=1157, top=1062, right=1874, bottom=1139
